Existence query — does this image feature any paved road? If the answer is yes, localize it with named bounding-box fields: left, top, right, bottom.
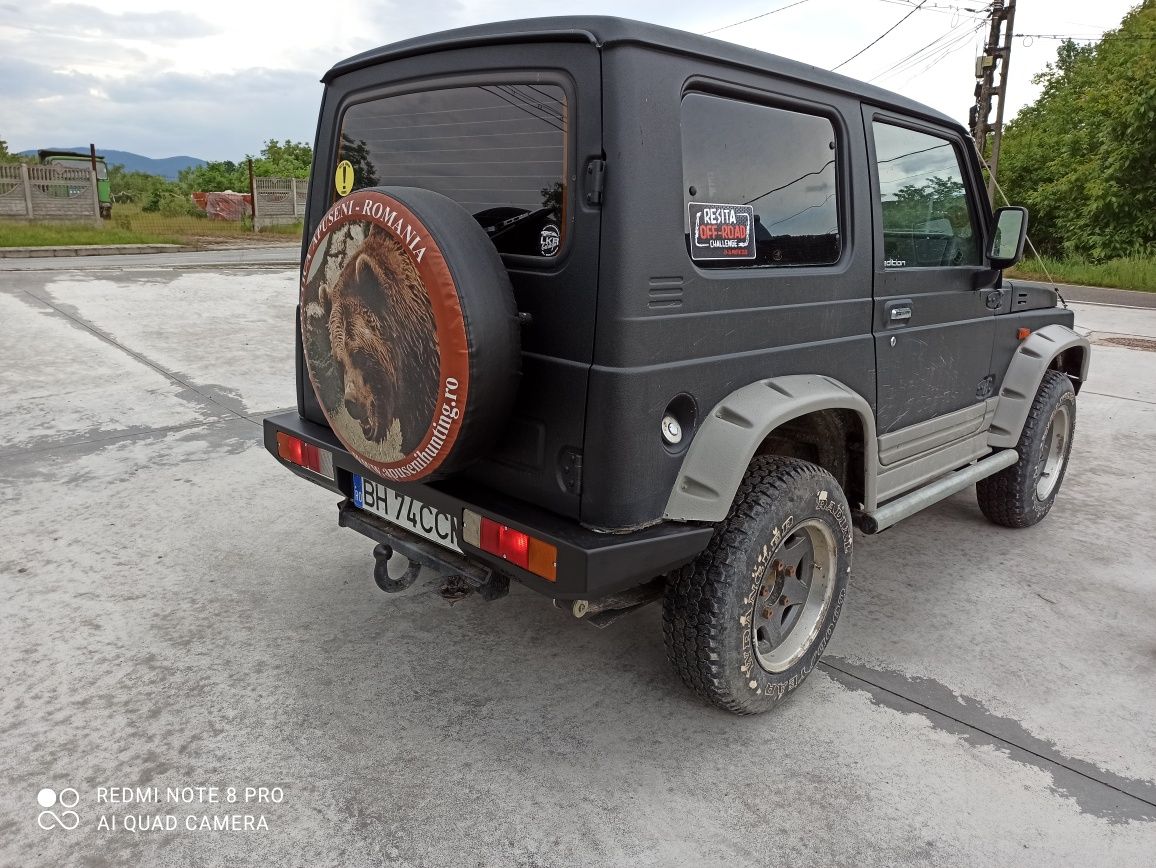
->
left=0, top=244, right=299, bottom=272
left=1016, top=278, right=1156, bottom=309
left=1, top=266, right=1154, bottom=866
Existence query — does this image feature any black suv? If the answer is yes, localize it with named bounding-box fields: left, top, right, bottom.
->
left=265, top=17, right=1090, bottom=714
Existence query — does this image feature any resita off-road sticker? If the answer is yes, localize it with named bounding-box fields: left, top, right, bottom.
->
left=689, top=201, right=756, bottom=260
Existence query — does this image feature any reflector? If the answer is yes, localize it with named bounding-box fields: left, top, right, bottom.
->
left=528, top=538, right=557, bottom=582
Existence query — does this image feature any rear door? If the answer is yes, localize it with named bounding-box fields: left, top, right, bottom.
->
left=863, top=107, right=997, bottom=436
left=304, top=41, right=603, bottom=518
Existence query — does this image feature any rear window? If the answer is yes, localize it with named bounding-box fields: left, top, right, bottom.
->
left=336, top=83, right=568, bottom=258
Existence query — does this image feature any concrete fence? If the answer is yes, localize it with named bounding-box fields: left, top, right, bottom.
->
left=0, top=164, right=100, bottom=221
left=253, top=176, right=307, bottom=229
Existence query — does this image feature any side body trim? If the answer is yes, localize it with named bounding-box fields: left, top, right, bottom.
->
left=875, top=429, right=992, bottom=503
left=878, top=398, right=997, bottom=466
left=664, top=375, right=878, bottom=523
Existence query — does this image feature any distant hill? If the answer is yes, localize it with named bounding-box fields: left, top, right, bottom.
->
left=17, top=147, right=206, bottom=179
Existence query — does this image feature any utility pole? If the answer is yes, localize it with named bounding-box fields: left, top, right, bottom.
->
left=970, top=0, right=1016, bottom=202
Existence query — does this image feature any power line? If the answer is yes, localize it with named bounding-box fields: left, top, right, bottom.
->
left=906, top=23, right=984, bottom=76
left=832, top=1, right=928, bottom=71
left=494, top=85, right=565, bottom=123
left=479, top=87, right=565, bottom=133
left=702, top=0, right=814, bottom=35
left=877, top=142, right=951, bottom=165
left=875, top=0, right=986, bottom=21
left=763, top=192, right=837, bottom=229
left=906, top=21, right=985, bottom=79
left=1013, top=31, right=1156, bottom=40
left=743, top=158, right=835, bottom=205
left=868, top=18, right=977, bottom=82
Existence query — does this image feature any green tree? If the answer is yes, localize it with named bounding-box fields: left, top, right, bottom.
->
left=0, top=137, right=31, bottom=164
left=251, top=139, right=313, bottom=178
left=178, top=159, right=248, bottom=193
left=107, top=164, right=170, bottom=204
left=176, top=140, right=314, bottom=193
left=540, top=181, right=563, bottom=215
left=883, top=176, right=970, bottom=232
left=339, top=134, right=377, bottom=188
left=998, top=1, right=1156, bottom=259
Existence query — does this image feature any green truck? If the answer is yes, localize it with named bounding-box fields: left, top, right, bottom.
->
left=38, top=149, right=112, bottom=218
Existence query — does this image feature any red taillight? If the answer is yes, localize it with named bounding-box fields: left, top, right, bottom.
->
left=499, top=524, right=530, bottom=567
left=276, top=432, right=334, bottom=479
left=465, top=511, right=557, bottom=581
left=479, top=517, right=529, bottom=568
left=479, top=515, right=501, bottom=552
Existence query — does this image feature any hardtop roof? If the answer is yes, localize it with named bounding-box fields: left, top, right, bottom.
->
left=324, top=15, right=961, bottom=130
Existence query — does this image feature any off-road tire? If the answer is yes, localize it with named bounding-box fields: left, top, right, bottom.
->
left=663, top=456, right=852, bottom=715
left=977, top=370, right=1076, bottom=528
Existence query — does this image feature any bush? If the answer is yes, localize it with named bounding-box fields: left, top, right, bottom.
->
left=1009, top=255, right=1156, bottom=292
left=142, top=184, right=200, bottom=217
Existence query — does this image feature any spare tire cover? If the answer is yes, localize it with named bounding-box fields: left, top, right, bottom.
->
left=301, top=187, right=520, bottom=482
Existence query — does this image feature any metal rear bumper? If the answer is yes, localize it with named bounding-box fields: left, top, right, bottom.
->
left=262, top=412, right=713, bottom=599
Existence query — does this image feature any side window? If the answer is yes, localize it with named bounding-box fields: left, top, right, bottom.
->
left=872, top=122, right=981, bottom=269
left=681, top=93, right=841, bottom=268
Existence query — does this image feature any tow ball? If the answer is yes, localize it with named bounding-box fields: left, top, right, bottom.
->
left=371, top=544, right=422, bottom=593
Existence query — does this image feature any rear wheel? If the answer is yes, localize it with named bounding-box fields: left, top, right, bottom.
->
left=977, top=369, right=1076, bottom=528
left=663, top=456, right=852, bottom=715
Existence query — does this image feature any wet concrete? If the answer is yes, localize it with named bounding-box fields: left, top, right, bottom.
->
left=1, top=267, right=1154, bottom=866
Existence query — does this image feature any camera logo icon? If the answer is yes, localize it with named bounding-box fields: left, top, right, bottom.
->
left=37, top=787, right=80, bottom=830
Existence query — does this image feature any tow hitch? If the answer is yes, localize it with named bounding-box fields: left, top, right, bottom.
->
left=339, top=500, right=509, bottom=601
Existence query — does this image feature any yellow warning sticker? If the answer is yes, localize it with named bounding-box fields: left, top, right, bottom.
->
left=334, top=160, right=354, bottom=196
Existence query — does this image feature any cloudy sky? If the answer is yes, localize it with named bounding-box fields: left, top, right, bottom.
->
left=0, top=0, right=1139, bottom=160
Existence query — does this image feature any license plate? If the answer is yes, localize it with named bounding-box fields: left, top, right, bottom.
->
left=353, top=475, right=462, bottom=554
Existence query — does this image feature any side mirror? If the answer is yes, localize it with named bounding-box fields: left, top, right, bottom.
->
left=989, top=206, right=1029, bottom=269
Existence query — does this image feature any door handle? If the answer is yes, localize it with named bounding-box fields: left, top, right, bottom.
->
left=884, top=299, right=913, bottom=328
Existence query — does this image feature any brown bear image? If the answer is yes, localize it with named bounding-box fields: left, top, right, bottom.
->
left=318, top=225, right=440, bottom=454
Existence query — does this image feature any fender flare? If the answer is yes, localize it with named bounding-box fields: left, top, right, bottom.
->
left=664, top=374, right=879, bottom=523
left=988, top=324, right=1090, bottom=448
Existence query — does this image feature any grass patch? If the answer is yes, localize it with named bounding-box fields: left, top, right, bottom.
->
left=1009, top=255, right=1156, bottom=293
left=110, top=204, right=301, bottom=242
left=256, top=221, right=305, bottom=237
left=1, top=206, right=302, bottom=248
left=0, top=221, right=180, bottom=247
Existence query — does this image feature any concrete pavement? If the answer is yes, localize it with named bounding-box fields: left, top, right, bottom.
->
left=1, top=265, right=1154, bottom=866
